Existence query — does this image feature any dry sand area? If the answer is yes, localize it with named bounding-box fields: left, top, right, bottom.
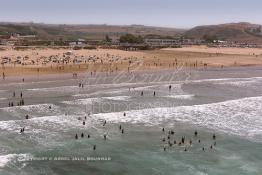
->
left=1, top=46, right=262, bottom=77
left=163, top=45, right=262, bottom=55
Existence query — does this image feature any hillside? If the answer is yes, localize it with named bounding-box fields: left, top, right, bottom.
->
left=0, top=23, right=183, bottom=40
left=185, top=22, right=262, bottom=44
left=1, top=22, right=262, bottom=44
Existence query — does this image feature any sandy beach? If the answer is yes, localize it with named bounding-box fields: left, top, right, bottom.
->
left=1, top=46, right=262, bottom=77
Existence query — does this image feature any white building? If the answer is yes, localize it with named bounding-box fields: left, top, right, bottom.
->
left=144, top=39, right=180, bottom=46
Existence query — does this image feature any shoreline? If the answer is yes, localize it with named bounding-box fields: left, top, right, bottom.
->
left=1, top=65, right=262, bottom=85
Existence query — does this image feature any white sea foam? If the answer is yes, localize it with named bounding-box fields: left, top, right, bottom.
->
left=165, top=94, right=195, bottom=100
left=27, top=85, right=79, bottom=92
left=1, top=104, right=62, bottom=116
left=73, top=88, right=131, bottom=98
left=102, top=96, right=131, bottom=101
left=93, top=96, right=262, bottom=141
left=0, top=114, right=91, bottom=136
left=191, top=76, right=262, bottom=84
left=0, top=153, right=31, bottom=168
left=62, top=98, right=101, bottom=105
left=214, top=80, right=259, bottom=87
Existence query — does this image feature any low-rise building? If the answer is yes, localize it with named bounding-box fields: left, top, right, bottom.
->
left=144, top=39, right=180, bottom=46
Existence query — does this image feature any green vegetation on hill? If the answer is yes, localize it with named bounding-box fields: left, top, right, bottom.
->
left=0, top=23, right=182, bottom=41
left=119, top=34, right=144, bottom=43
left=185, top=22, right=262, bottom=44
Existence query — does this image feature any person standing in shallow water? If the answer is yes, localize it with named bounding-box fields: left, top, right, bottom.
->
left=213, top=134, right=216, bottom=140
left=194, top=130, right=198, bottom=137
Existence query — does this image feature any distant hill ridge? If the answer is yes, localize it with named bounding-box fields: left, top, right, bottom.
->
left=0, top=22, right=183, bottom=40
left=185, top=22, right=262, bottom=44
left=0, top=22, right=262, bottom=44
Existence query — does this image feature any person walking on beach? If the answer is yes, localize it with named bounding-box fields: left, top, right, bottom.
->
left=2, top=72, right=5, bottom=80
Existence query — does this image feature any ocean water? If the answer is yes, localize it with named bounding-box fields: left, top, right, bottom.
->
left=0, top=67, right=262, bottom=174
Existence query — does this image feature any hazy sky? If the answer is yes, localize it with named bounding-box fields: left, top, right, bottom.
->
left=0, top=0, right=261, bottom=28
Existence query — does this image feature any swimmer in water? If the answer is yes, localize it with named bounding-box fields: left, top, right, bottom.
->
left=194, top=130, right=198, bottom=137
left=81, top=133, right=84, bottom=138
left=75, top=134, right=78, bottom=139
left=213, top=134, right=216, bottom=140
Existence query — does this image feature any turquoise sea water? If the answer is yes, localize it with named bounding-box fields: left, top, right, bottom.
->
left=0, top=67, right=262, bottom=175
